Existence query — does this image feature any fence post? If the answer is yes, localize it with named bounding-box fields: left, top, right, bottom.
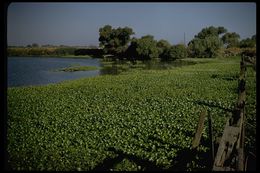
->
left=192, top=110, right=207, bottom=149
left=208, top=112, right=214, bottom=166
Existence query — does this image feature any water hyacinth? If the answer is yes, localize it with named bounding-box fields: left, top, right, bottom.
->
left=7, top=56, right=256, bottom=171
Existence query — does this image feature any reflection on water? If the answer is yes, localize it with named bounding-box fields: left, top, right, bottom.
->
left=100, top=58, right=196, bottom=75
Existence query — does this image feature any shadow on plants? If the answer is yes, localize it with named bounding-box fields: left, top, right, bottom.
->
left=210, top=74, right=238, bottom=81
left=92, top=147, right=163, bottom=171
left=168, top=137, right=213, bottom=171
left=193, top=100, right=233, bottom=113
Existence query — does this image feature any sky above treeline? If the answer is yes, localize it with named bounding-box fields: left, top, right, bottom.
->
left=7, top=2, right=256, bottom=47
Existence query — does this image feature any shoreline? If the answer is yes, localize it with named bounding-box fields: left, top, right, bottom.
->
left=7, top=55, right=98, bottom=59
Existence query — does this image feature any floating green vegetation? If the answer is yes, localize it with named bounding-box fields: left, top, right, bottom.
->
left=7, top=56, right=256, bottom=171
left=58, top=65, right=99, bottom=72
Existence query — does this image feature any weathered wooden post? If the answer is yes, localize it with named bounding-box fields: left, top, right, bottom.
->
left=192, top=110, right=207, bottom=149
left=208, top=112, right=214, bottom=165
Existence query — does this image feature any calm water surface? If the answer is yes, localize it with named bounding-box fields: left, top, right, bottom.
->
left=8, top=57, right=196, bottom=87
left=8, top=57, right=101, bottom=87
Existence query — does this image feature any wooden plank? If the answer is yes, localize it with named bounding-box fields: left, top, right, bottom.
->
left=213, top=120, right=240, bottom=168
left=236, top=110, right=244, bottom=148
left=237, top=148, right=244, bottom=171
left=213, top=166, right=236, bottom=171
left=192, top=110, right=207, bottom=148
left=213, top=120, right=230, bottom=167
left=237, top=90, right=246, bottom=108
left=223, top=126, right=240, bottom=160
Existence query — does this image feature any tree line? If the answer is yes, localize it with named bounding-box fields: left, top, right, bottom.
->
left=8, top=25, right=255, bottom=59
left=7, top=47, right=78, bottom=57
left=99, top=25, right=256, bottom=60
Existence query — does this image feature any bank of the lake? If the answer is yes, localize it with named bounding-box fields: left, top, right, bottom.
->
left=7, top=56, right=256, bottom=171
left=8, top=54, right=94, bottom=59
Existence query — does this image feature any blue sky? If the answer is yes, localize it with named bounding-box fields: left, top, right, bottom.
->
left=7, top=2, right=256, bottom=46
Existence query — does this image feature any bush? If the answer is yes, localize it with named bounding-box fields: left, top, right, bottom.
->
left=125, top=35, right=159, bottom=61
left=221, top=47, right=242, bottom=57
left=241, top=48, right=256, bottom=58
left=170, top=44, right=188, bottom=59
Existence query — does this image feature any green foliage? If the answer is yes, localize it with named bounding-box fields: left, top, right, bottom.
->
left=53, top=47, right=77, bottom=56
left=32, top=43, right=39, bottom=48
left=113, top=159, right=141, bottom=171
left=165, top=44, right=188, bottom=60
left=195, top=26, right=227, bottom=39
left=156, top=39, right=172, bottom=58
left=188, top=36, right=223, bottom=58
left=99, top=25, right=134, bottom=56
left=7, top=56, right=256, bottom=171
left=221, top=32, right=240, bottom=48
left=7, top=47, right=77, bottom=57
left=126, top=35, right=159, bottom=60
left=188, top=26, right=228, bottom=58
left=57, top=65, right=99, bottom=72
left=239, top=35, right=256, bottom=48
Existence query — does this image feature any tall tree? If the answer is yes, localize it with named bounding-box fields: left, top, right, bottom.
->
left=99, top=25, right=134, bottom=56
left=188, top=26, right=226, bottom=58
left=195, top=26, right=227, bottom=39
left=126, top=35, right=159, bottom=60
left=156, top=39, right=172, bottom=60
left=239, top=35, right=256, bottom=48
left=221, top=32, right=240, bottom=48
left=32, top=43, right=39, bottom=48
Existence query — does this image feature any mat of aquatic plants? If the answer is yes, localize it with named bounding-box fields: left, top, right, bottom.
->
left=7, top=56, right=256, bottom=171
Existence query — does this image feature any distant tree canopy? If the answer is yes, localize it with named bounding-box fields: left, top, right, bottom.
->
left=125, top=35, right=159, bottom=60
left=169, top=44, right=188, bottom=60
left=221, top=32, right=240, bottom=48
left=7, top=47, right=77, bottom=57
left=239, top=35, right=256, bottom=48
left=32, top=43, right=39, bottom=47
left=99, top=25, right=135, bottom=56
left=74, top=48, right=104, bottom=57
left=156, top=39, right=172, bottom=60
left=195, top=26, right=227, bottom=39
left=100, top=25, right=254, bottom=60
left=188, top=26, right=227, bottom=58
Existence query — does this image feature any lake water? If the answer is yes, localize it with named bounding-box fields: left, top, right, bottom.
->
left=8, top=57, right=196, bottom=87
left=8, top=57, right=101, bottom=87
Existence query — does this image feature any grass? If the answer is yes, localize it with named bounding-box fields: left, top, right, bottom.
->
left=7, top=56, right=256, bottom=171
left=57, top=65, right=99, bottom=72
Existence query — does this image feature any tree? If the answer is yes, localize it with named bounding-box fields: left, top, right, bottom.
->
left=170, top=44, right=188, bottom=59
left=239, top=35, right=256, bottom=48
left=156, top=39, right=172, bottom=60
left=221, top=32, right=240, bottom=48
left=99, top=25, right=134, bottom=56
left=251, top=34, right=256, bottom=41
left=188, top=26, right=226, bottom=58
left=32, top=43, right=39, bottom=47
left=188, top=36, right=223, bottom=58
left=160, top=44, right=188, bottom=61
left=126, top=35, right=159, bottom=60
left=195, top=26, right=227, bottom=39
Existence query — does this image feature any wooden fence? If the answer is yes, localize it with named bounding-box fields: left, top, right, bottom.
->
left=212, top=55, right=254, bottom=171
